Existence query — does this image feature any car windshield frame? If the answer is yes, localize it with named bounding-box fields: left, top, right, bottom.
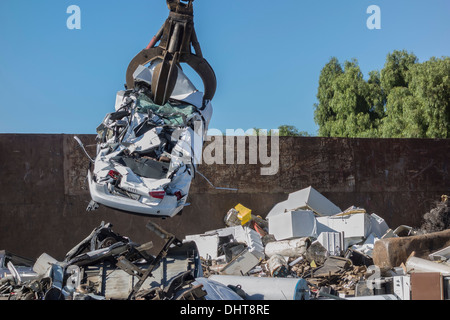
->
left=135, top=93, right=198, bottom=127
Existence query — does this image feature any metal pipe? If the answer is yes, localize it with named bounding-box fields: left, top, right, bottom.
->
left=209, top=275, right=310, bottom=300
left=406, top=256, right=450, bottom=274
left=146, top=25, right=165, bottom=49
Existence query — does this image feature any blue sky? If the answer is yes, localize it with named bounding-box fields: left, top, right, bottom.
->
left=0, top=0, right=449, bottom=135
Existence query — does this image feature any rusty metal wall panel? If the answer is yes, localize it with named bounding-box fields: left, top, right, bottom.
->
left=411, top=272, right=444, bottom=300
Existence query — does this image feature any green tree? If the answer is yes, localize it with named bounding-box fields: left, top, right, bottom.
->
left=380, top=50, right=418, bottom=96
left=314, top=59, right=381, bottom=137
left=408, top=57, right=450, bottom=138
left=314, top=51, right=449, bottom=138
left=366, top=70, right=386, bottom=120
left=314, top=57, right=343, bottom=137
left=380, top=56, right=450, bottom=138
left=278, top=125, right=311, bottom=137
left=380, top=87, right=425, bottom=138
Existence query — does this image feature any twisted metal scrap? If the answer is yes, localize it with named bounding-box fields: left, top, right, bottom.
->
left=126, top=0, right=216, bottom=108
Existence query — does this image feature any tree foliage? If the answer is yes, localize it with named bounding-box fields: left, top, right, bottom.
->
left=314, top=50, right=450, bottom=138
left=278, top=125, right=311, bottom=137
left=252, top=126, right=311, bottom=136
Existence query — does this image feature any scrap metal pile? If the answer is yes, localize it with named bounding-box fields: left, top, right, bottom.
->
left=186, top=188, right=450, bottom=300
left=0, top=221, right=221, bottom=300
left=2, top=188, right=449, bottom=300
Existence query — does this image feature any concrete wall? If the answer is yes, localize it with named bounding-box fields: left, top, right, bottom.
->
left=0, top=134, right=448, bottom=261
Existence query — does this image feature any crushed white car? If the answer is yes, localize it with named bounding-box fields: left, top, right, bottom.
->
left=75, top=0, right=218, bottom=218
left=79, top=62, right=212, bottom=218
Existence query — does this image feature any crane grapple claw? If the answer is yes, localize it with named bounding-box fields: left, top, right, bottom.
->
left=126, top=0, right=216, bottom=108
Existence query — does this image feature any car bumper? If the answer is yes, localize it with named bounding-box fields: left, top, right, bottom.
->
left=87, top=171, right=183, bottom=218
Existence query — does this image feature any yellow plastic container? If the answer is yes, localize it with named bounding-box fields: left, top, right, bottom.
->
left=235, top=204, right=252, bottom=225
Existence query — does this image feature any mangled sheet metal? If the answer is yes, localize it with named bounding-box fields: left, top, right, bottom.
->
left=184, top=225, right=265, bottom=276
left=1, top=222, right=210, bottom=300
left=1, top=220, right=252, bottom=301
left=84, top=76, right=209, bottom=218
